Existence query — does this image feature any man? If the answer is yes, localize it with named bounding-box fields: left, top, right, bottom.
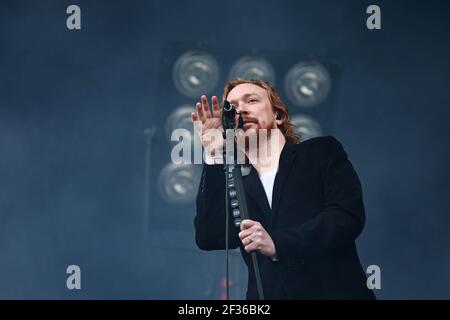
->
left=191, top=79, right=375, bottom=300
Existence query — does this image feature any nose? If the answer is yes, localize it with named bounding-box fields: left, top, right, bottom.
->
left=234, top=103, right=249, bottom=116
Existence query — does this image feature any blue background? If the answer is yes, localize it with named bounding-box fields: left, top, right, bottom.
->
left=0, top=0, right=449, bottom=299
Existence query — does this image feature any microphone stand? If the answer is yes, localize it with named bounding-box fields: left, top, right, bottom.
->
left=222, top=101, right=264, bottom=300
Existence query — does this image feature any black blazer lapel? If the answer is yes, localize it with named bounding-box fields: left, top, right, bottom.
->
left=270, top=143, right=299, bottom=227
left=243, top=166, right=272, bottom=226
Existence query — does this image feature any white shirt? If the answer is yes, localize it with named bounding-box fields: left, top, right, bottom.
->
left=258, top=165, right=279, bottom=209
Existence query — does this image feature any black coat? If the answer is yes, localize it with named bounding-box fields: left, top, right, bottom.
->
left=194, top=136, right=376, bottom=300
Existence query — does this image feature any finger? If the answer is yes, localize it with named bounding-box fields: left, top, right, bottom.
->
left=238, top=229, right=254, bottom=240
left=245, top=240, right=262, bottom=253
left=240, top=219, right=258, bottom=231
left=196, top=102, right=206, bottom=122
left=192, top=113, right=203, bottom=134
left=246, top=231, right=264, bottom=244
left=201, top=95, right=212, bottom=119
left=240, top=235, right=251, bottom=246
left=238, top=228, right=260, bottom=240
left=191, top=111, right=198, bottom=122
left=211, top=96, right=221, bottom=117
left=252, top=230, right=263, bottom=239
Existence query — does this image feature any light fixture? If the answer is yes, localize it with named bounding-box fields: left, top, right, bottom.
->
left=165, top=105, right=195, bottom=143
left=290, top=114, right=323, bottom=141
left=284, top=62, right=331, bottom=108
left=158, top=163, right=201, bottom=204
left=228, top=56, right=275, bottom=84
left=173, top=51, right=220, bottom=97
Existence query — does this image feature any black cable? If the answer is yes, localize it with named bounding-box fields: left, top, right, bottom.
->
left=224, top=167, right=230, bottom=300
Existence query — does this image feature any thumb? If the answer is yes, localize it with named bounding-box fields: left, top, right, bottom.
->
left=240, top=219, right=256, bottom=231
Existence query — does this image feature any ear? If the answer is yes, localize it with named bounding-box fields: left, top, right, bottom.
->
left=275, top=112, right=283, bottom=126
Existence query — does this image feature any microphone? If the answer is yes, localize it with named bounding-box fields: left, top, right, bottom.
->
left=222, top=100, right=236, bottom=131
left=222, top=100, right=244, bottom=131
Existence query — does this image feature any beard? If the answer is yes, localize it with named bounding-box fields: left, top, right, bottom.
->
left=235, top=127, right=278, bottom=155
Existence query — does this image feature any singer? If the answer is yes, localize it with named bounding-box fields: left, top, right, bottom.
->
left=192, top=79, right=376, bottom=300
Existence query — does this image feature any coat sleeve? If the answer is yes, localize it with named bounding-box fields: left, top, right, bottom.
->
left=194, top=164, right=240, bottom=250
left=271, top=136, right=366, bottom=262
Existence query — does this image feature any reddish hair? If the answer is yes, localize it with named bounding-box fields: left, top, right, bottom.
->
left=221, top=79, right=300, bottom=144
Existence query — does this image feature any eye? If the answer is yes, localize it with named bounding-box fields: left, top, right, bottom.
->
left=248, top=98, right=258, bottom=103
